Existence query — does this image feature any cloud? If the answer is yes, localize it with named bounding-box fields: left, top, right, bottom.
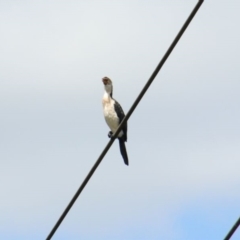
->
left=0, top=1, right=240, bottom=239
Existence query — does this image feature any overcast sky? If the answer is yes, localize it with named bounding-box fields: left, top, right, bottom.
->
left=0, top=1, right=240, bottom=239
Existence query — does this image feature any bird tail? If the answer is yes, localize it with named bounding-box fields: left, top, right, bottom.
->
left=118, top=138, right=129, bottom=166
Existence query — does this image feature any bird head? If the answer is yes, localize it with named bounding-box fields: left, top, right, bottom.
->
left=102, top=76, right=113, bottom=95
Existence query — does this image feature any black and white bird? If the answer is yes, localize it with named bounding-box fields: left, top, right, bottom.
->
left=102, top=76, right=129, bottom=165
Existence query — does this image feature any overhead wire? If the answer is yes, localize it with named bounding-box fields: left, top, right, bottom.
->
left=46, top=1, right=204, bottom=239
left=224, top=217, right=240, bottom=240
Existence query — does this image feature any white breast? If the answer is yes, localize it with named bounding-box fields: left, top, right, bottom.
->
left=102, top=93, right=123, bottom=136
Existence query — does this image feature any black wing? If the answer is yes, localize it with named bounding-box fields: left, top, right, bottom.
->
left=113, top=99, right=127, bottom=142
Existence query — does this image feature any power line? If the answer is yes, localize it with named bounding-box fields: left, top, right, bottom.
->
left=46, top=1, right=204, bottom=239
left=224, top=217, right=240, bottom=240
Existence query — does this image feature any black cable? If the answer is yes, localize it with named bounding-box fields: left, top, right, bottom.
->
left=224, top=217, right=240, bottom=240
left=46, top=1, right=204, bottom=239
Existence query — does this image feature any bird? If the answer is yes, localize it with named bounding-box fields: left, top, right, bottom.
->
left=101, top=76, right=129, bottom=165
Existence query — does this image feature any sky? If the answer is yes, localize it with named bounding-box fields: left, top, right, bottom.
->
left=0, top=0, right=240, bottom=239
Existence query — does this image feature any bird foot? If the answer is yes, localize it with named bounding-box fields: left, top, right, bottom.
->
left=108, top=131, right=113, bottom=138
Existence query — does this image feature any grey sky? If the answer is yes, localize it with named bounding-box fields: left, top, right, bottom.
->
left=0, top=1, right=240, bottom=239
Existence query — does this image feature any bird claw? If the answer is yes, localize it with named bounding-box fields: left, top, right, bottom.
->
left=108, top=131, right=113, bottom=138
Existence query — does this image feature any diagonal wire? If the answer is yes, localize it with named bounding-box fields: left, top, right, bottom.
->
left=46, top=1, right=204, bottom=239
left=224, top=217, right=240, bottom=240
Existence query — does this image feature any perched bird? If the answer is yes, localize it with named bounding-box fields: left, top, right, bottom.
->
left=102, top=76, right=129, bottom=165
